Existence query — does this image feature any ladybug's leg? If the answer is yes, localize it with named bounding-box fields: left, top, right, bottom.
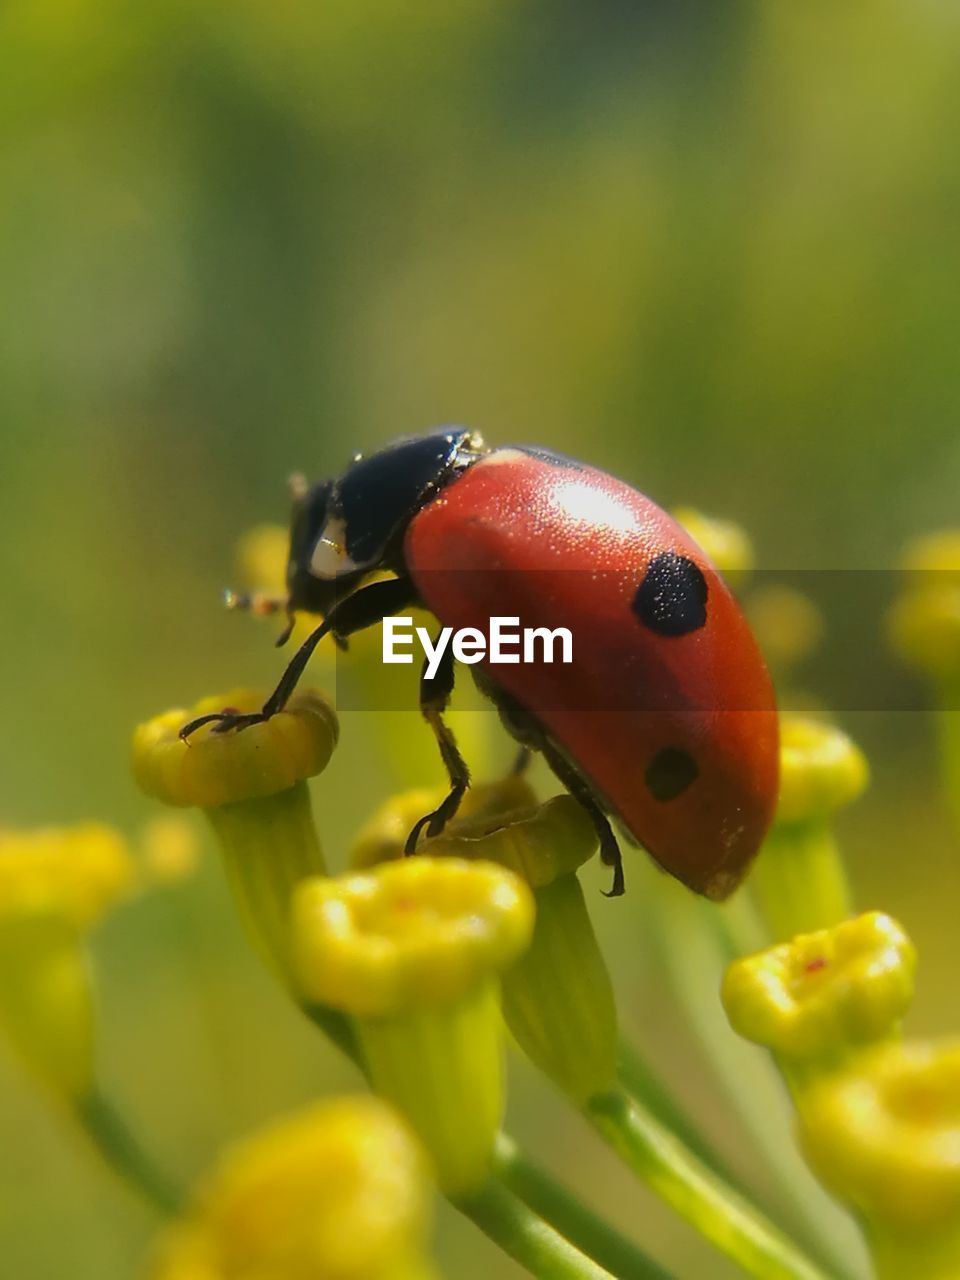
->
left=405, top=641, right=471, bottom=852
left=539, top=740, right=625, bottom=898
left=509, top=746, right=533, bottom=776
left=180, top=576, right=417, bottom=739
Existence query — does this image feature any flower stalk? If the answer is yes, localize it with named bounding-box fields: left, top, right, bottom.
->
left=585, top=1088, right=829, bottom=1280
left=293, top=857, right=534, bottom=1197
left=750, top=717, right=867, bottom=942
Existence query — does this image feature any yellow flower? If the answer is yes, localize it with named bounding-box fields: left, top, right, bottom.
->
left=295, top=856, right=532, bottom=1018
left=350, top=776, right=538, bottom=871
left=150, top=1096, right=436, bottom=1280
left=776, top=717, right=869, bottom=826
left=673, top=506, right=754, bottom=578
left=746, top=584, right=824, bottom=678
left=132, top=689, right=337, bottom=991
left=350, top=783, right=617, bottom=1102
left=294, top=857, right=533, bottom=1196
left=722, top=912, right=916, bottom=1087
left=0, top=823, right=132, bottom=1097
left=0, top=823, right=132, bottom=929
left=751, top=716, right=868, bottom=940
left=132, top=687, right=337, bottom=810
left=798, top=1039, right=960, bottom=1279
left=139, top=816, right=201, bottom=886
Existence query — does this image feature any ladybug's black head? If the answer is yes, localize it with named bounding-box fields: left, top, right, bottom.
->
left=285, top=427, right=484, bottom=616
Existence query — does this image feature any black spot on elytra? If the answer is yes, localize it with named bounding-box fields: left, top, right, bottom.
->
left=645, top=747, right=699, bottom=801
left=632, top=552, right=707, bottom=636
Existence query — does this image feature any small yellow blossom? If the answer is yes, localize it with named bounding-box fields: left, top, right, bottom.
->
left=776, top=717, right=869, bottom=826
left=294, top=856, right=533, bottom=1018
left=0, top=824, right=132, bottom=1097
left=133, top=689, right=336, bottom=989
left=350, top=776, right=538, bottom=871
left=673, top=507, right=754, bottom=578
left=149, top=1096, right=436, bottom=1280
left=0, top=823, right=132, bottom=929
left=294, top=857, right=534, bottom=1196
left=751, top=716, right=867, bottom=939
left=798, top=1039, right=960, bottom=1279
left=132, top=687, right=338, bottom=810
left=888, top=532, right=960, bottom=685
left=746, top=585, right=824, bottom=677
left=722, top=912, right=916, bottom=1085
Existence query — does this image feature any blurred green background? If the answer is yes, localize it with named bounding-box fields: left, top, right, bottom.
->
left=2, top=1, right=960, bottom=1276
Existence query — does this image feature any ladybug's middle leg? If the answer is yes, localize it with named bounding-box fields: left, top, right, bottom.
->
left=539, top=739, right=625, bottom=898
left=405, top=639, right=471, bottom=852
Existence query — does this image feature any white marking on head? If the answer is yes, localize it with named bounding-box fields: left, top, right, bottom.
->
left=309, top=516, right=360, bottom=580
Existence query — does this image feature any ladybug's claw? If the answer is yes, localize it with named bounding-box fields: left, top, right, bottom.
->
left=178, top=709, right=270, bottom=742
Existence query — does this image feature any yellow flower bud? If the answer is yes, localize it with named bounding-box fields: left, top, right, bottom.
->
left=746, top=585, right=824, bottom=677
left=293, top=858, right=534, bottom=1196
left=798, top=1039, right=960, bottom=1280
left=132, top=687, right=337, bottom=810
left=776, top=717, right=869, bottom=826
left=295, top=857, right=533, bottom=1018
left=350, top=777, right=538, bottom=871
left=672, top=507, right=754, bottom=578
left=888, top=533, right=960, bottom=833
left=0, top=824, right=132, bottom=930
left=0, top=824, right=132, bottom=1097
left=751, top=716, right=866, bottom=940
left=149, top=1096, right=436, bottom=1280
left=139, top=816, right=202, bottom=886
left=722, top=912, right=916, bottom=1088
left=351, top=784, right=617, bottom=1102
left=132, top=690, right=336, bottom=992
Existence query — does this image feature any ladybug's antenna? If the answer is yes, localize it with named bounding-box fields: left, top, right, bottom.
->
left=223, top=588, right=297, bottom=649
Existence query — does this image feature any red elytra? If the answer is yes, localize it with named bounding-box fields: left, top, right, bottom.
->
left=405, top=447, right=779, bottom=900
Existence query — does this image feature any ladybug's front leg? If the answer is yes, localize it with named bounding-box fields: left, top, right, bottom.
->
left=180, top=575, right=417, bottom=740
left=405, top=639, right=471, bottom=852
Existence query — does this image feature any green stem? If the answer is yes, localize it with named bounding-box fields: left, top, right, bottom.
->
left=649, top=877, right=866, bottom=1279
left=299, top=1004, right=667, bottom=1277
left=750, top=821, right=852, bottom=942
left=206, top=781, right=325, bottom=982
left=616, top=1038, right=739, bottom=1189
left=585, top=1087, right=827, bottom=1280
left=453, top=1175, right=620, bottom=1280
left=494, top=1134, right=672, bottom=1280
left=76, top=1089, right=184, bottom=1216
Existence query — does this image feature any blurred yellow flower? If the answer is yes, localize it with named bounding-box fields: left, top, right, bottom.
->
left=149, top=1096, right=436, bottom=1280
left=0, top=823, right=132, bottom=929
left=139, top=815, right=201, bottom=886
left=776, top=717, right=869, bottom=826
left=673, top=506, right=754, bottom=578
left=798, top=1039, right=960, bottom=1279
left=0, top=823, right=132, bottom=1097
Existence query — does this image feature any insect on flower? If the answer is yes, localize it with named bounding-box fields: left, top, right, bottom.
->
left=181, top=428, right=779, bottom=897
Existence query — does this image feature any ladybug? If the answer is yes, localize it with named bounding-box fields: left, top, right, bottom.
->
left=183, top=428, right=779, bottom=897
